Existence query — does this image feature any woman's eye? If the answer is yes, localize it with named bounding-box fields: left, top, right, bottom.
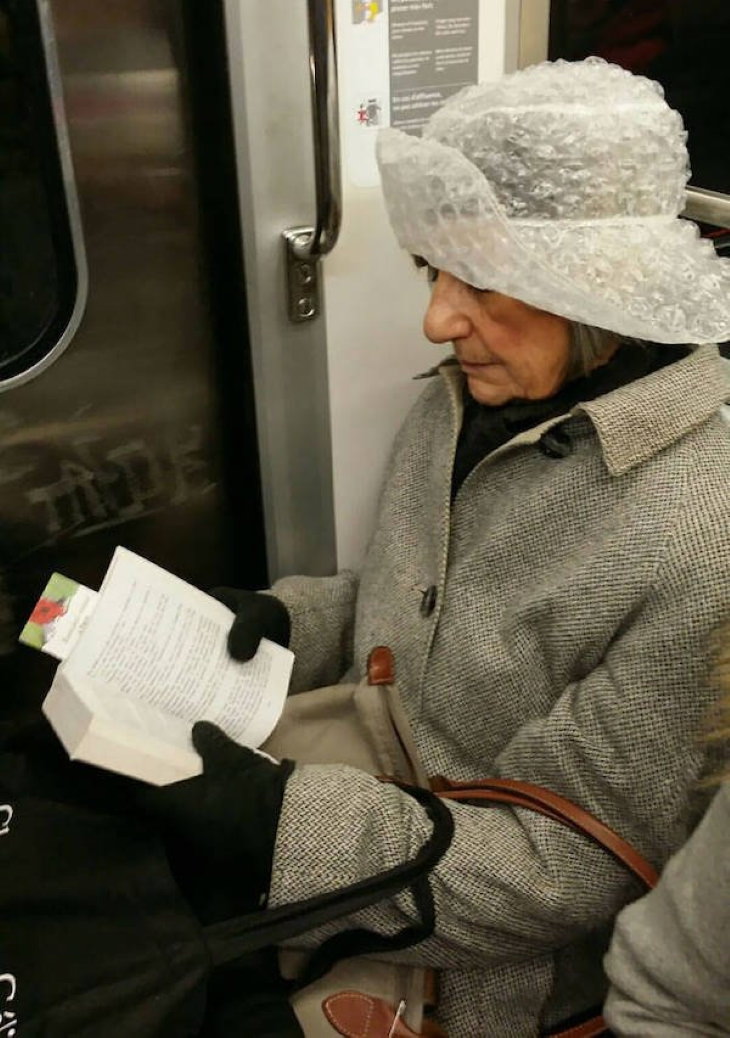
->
left=410, top=255, right=439, bottom=283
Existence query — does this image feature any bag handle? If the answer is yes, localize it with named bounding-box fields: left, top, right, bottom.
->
left=428, top=777, right=658, bottom=1038
left=431, top=776, right=658, bottom=890
left=204, top=781, right=454, bottom=966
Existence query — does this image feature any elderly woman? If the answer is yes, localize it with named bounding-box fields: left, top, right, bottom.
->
left=147, top=59, right=730, bottom=1035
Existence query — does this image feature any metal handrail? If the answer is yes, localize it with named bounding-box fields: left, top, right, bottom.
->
left=683, top=186, right=730, bottom=231
left=290, top=0, right=342, bottom=260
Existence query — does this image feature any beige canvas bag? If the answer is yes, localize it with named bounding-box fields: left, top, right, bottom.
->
left=262, top=646, right=444, bottom=1038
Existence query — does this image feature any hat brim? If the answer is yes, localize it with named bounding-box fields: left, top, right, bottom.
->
left=376, top=128, right=730, bottom=345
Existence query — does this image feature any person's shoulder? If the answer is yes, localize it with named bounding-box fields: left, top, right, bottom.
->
left=674, top=405, right=730, bottom=493
left=668, top=415, right=729, bottom=524
left=624, top=401, right=730, bottom=591
left=618, top=402, right=729, bottom=514
left=672, top=781, right=730, bottom=883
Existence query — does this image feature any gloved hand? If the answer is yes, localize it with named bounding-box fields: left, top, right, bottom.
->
left=139, top=721, right=295, bottom=923
left=210, top=587, right=290, bottom=661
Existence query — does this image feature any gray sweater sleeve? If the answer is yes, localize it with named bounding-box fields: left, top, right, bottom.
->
left=270, top=571, right=359, bottom=693
left=604, top=782, right=730, bottom=1036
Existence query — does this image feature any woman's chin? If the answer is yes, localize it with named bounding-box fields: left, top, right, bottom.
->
left=466, top=376, right=514, bottom=407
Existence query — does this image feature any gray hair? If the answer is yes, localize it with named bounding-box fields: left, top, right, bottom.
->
left=567, top=321, right=646, bottom=378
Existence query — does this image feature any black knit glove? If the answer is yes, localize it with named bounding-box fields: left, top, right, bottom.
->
left=139, top=721, right=295, bottom=923
left=210, top=588, right=291, bottom=662
left=201, top=951, right=304, bottom=1037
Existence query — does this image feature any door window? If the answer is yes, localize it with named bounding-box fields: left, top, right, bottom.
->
left=548, top=1, right=730, bottom=195
left=0, top=0, right=86, bottom=388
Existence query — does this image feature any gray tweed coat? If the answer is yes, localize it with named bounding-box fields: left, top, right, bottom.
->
left=268, top=345, right=730, bottom=1037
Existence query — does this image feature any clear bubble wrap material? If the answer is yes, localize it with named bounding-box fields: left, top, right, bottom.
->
left=376, top=58, right=730, bottom=344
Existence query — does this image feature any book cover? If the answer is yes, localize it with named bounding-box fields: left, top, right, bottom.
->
left=19, top=573, right=98, bottom=661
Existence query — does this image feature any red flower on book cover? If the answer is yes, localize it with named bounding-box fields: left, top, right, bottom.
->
left=30, top=598, right=67, bottom=625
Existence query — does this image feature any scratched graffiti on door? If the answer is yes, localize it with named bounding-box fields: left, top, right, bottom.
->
left=0, top=975, right=17, bottom=1036
left=19, top=425, right=217, bottom=542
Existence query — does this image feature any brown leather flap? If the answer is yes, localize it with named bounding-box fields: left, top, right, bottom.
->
left=367, top=646, right=395, bottom=685
left=322, top=990, right=446, bottom=1037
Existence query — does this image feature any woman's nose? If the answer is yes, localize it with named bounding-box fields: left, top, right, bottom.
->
left=422, top=274, right=472, bottom=344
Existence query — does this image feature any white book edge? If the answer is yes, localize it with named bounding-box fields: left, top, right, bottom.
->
left=43, top=671, right=203, bottom=786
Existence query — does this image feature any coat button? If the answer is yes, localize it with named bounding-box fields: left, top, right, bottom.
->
left=538, top=427, right=573, bottom=459
left=420, top=585, right=438, bottom=617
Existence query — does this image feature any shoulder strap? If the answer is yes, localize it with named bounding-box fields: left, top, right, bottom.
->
left=432, top=776, right=658, bottom=890
left=204, top=782, right=454, bottom=967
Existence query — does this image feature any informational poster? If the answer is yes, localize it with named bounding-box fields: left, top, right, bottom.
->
left=389, top=0, right=479, bottom=134
left=339, top=0, right=481, bottom=186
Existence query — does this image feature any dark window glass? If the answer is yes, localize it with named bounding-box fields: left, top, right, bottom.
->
left=548, top=0, right=730, bottom=194
left=0, top=0, right=80, bottom=382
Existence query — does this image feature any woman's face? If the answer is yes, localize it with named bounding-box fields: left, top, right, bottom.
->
left=423, top=270, right=572, bottom=406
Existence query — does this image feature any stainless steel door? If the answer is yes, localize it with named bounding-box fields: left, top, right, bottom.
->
left=0, top=0, right=267, bottom=715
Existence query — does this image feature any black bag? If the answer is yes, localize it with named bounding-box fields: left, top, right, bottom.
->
left=0, top=718, right=453, bottom=1037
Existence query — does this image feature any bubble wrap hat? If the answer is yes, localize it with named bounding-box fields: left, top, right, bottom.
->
left=376, top=57, right=730, bottom=344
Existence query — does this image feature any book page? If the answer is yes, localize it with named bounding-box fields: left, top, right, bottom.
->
left=63, top=547, right=293, bottom=748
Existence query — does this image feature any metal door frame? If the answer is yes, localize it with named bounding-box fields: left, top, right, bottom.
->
left=223, top=0, right=337, bottom=580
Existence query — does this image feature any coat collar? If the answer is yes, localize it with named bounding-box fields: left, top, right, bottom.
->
left=433, top=345, right=730, bottom=477
left=576, top=345, right=730, bottom=475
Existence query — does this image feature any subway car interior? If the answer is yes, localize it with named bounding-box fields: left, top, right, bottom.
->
left=1, top=1, right=729, bottom=1035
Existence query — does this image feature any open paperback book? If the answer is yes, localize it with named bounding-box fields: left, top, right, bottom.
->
left=19, top=547, right=294, bottom=785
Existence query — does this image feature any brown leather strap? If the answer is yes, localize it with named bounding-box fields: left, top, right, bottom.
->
left=367, top=646, right=395, bottom=685
left=324, top=774, right=628, bottom=1038
left=431, top=777, right=649, bottom=1037
left=548, top=1015, right=609, bottom=1038
left=433, top=776, right=658, bottom=889
left=422, top=969, right=439, bottom=1014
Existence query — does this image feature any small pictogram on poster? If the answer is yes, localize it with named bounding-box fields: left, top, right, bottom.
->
left=352, top=1, right=382, bottom=25
left=356, top=98, right=382, bottom=127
